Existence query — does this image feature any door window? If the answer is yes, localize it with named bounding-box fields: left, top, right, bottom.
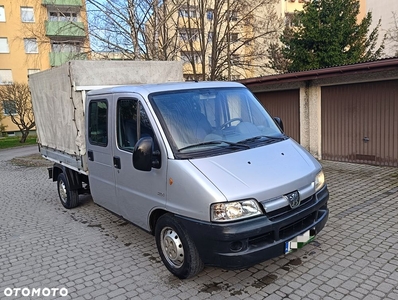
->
left=88, top=100, right=108, bottom=146
left=117, top=98, right=153, bottom=152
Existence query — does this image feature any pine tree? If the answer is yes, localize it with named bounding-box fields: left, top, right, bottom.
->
left=280, top=0, right=384, bottom=72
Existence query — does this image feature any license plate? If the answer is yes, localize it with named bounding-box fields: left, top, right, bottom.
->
left=284, top=229, right=315, bottom=254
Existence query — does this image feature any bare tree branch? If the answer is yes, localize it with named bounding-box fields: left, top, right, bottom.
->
left=87, top=0, right=282, bottom=79
left=0, top=83, right=35, bottom=143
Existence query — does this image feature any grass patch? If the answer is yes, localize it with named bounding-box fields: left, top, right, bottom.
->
left=0, top=136, right=37, bottom=150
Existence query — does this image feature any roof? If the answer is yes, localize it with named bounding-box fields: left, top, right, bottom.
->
left=87, top=81, right=245, bottom=96
left=239, top=57, right=398, bottom=88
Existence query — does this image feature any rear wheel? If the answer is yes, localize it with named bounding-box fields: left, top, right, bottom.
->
left=57, top=173, right=79, bottom=209
left=155, top=214, right=204, bottom=279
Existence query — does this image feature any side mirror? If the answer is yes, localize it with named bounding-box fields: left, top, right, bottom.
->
left=273, top=117, right=284, bottom=133
left=133, top=137, right=161, bottom=171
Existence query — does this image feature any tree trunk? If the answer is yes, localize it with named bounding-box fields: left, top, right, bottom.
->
left=19, top=131, right=29, bottom=143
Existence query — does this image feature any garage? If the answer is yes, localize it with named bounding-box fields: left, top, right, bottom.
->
left=242, top=58, right=398, bottom=167
left=255, top=89, right=300, bottom=143
left=321, top=80, right=398, bottom=167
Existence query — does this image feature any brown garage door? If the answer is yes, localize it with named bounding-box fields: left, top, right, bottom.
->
left=255, top=90, right=300, bottom=142
left=322, top=80, right=398, bottom=167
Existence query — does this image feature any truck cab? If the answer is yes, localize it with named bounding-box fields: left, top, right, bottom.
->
left=83, top=81, right=328, bottom=279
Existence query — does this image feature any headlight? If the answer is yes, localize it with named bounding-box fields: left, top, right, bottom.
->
left=315, top=170, right=325, bottom=192
left=211, top=199, right=262, bottom=222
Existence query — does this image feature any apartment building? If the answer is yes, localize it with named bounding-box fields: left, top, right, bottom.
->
left=278, top=0, right=367, bottom=29
left=0, top=0, right=89, bottom=135
left=166, top=0, right=337, bottom=81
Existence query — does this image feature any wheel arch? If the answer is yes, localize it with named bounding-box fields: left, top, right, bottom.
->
left=149, top=208, right=168, bottom=235
left=52, top=163, right=82, bottom=191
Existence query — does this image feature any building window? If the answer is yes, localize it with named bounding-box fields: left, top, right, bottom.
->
left=230, top=33, right=238, bottom=43
left=0, top=70, right=12, bottom=85
left=183, top=74, right=198, bottom=81
left=207, top=32, right=213, bottom=43
left=180, top=51, right=201, bottom=65
left=24, top=38, right=38, bottom=53
left=0, top=38, right=9, bottom=53
left=206, top=9, right=213, bottom=20
left=21, top=7, right=34, bottom=23
left=179, top=7, right=197, bottom=18
left=285, top=13, right=294, bottom=27
left=28, top=69, right=40, bottom=76
left=0, top=6, right=5, bottom=22
left=3, top=100, right=17, bottom=115
left=229, top=11, right=238, bottom=22
left=178, top=29, right=199, bottom=41
left=231, top=54, right=240, bottom=65
left=49, top=11, right=78, bottom=22
left=0, top=69, right=13, bottom=85
left=51, top=41, right=81, bottom=53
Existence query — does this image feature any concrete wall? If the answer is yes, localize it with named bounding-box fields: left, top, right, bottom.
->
left=299, top=85, right=322, bottom=159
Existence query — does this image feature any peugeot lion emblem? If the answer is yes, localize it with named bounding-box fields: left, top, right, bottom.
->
left=285, top=191, right=300, bottom=209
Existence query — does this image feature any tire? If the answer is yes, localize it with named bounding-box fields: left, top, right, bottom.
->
left=57, top=173, right=79, bottom=209
left=155, top=214, right=204, bottom=279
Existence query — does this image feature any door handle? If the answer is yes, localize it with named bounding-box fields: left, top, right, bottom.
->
left=363, top=137, right=370, bottom=142
left=113, top=156, right=121, bottom=169
left=88, top=150, right=94, bottom=161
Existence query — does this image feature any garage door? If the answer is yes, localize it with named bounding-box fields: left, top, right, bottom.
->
left=255, top=89, right=300, bottom=142
left=322, top=80, right=398, bottom=167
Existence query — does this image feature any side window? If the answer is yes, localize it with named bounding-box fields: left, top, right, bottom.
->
left=88, top=100, right=108, bottom=146
left=117, top=98, right=153, bottom=152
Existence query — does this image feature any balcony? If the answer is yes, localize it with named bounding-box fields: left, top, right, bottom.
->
left=49, top=52, right=87, bottom=67
left=42, top=0, right=82, bottom=6
left=45, top=20, right=85, bottom=37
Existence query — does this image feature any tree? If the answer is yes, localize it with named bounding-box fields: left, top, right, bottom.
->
left=86, top=0, right=282, bottom=79
left=0, top=83, right=35, bottom=143
left=173, top=0, right=282, bottom=80
left=265, top=42, right=290, bottom=74
left=86, top=0, right=181, bottom=60
left=278, top=0, right=384, bottom=72
left=0, top=110, right=7, bottom=136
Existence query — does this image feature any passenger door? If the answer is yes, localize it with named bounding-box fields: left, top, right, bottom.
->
left=112, top=95, right=167, bottom=230
left=86, top=96, right=120, bottom=214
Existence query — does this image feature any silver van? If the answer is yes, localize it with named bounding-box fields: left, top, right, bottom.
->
left=81, top=81, right=329, bottom=279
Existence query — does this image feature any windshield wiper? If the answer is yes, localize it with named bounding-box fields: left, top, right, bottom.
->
left=238, top=135, right=287, bottom=144
left=178, top=140, right=250, bottom=152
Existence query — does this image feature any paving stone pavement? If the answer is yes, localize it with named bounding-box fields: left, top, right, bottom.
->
left=0, top=152, right=398, bottom=300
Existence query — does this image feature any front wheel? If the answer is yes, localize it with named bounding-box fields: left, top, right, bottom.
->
left=155, top=214, right=204, bottom=279
left=57, top=173, right=79, bottom=209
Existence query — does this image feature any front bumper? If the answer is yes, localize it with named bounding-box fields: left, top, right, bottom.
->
left=176, top=185, right=329, bottom=269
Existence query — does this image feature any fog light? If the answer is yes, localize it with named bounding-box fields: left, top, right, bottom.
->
left=230, top=241, right=243, bottom=252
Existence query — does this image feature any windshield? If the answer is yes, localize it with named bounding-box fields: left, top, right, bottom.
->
left=150, top=87, right=284, bottom=157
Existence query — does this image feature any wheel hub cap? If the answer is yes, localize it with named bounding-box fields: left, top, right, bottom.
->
left=161, top=227, right=184, bottom=268
left=59, top=181, right=67, bottom=204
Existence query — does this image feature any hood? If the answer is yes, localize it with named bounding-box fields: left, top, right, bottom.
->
left=189, top=139, right=321, bottom=202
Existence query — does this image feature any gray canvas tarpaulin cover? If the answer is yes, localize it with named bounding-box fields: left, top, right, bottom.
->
left=29, top=60, right=183, bottom=171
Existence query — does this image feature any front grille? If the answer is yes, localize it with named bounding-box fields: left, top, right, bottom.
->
left=279, top=212, right=317, bottom=240
left=248, top=232, right=274, bottom=248
left=266, top=195, right=315, bottom=221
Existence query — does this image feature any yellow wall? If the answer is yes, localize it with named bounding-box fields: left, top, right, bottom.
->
left=280, top=0, right=367, bottom=21
left=0, top=0, right=89, bottom=134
